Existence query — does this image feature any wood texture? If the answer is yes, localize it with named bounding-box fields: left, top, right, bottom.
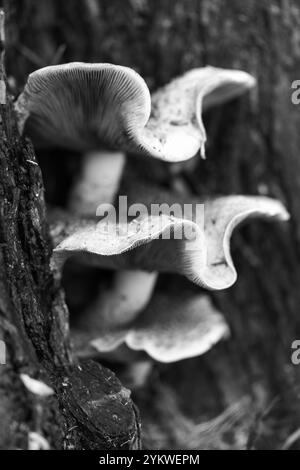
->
left=0, top=2, right=140, bottom=450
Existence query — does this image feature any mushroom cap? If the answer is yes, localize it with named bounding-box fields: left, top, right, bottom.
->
left=16, top=62, right=151, bottom=152
left=145, top=66, right=256, bottom=160
left=51, top=194, right=289, bottom=290
left=16, top=63, right=256, bottom=162
left=74, top=291, right=229, bottom=363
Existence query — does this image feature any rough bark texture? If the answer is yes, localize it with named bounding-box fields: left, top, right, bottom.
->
left=2, top=0, right=300, bottom=450
left=0, top=1, right=140, bottom=450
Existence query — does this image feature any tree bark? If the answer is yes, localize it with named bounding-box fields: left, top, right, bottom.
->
left=3, top=0, right=300, bottom=449
left=0, top=3, right=140, bottom=450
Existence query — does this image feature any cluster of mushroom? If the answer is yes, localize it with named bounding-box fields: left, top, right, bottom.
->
left=16, top=63, right=289, bottom=363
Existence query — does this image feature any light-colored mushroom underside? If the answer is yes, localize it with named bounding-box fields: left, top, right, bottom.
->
left=16, top=63, right=256, bottom=161
left=88, top=293, right=230, bottom=363
left=51, top=195, right=289, bottom=291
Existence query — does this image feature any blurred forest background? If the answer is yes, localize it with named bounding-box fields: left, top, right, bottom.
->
left=1, top=0, right=300, bottom=450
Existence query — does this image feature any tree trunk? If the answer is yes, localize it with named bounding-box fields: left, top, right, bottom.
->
left=0, top=1, right=140, bottom=450
left=3, top=0, right=300, bottom=449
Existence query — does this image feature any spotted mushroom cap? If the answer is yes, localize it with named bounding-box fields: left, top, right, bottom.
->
left=16, top=63, right=256, bottom=161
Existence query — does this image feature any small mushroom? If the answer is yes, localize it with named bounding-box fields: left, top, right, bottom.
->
left=87, top=291, right=230, bottom=363
left=51, top=192, right=289, bottom=291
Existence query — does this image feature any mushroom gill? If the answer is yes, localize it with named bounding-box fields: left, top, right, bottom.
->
left=16, top=62, right=256, bottom=162
left=51, top=186, right=289, bottom=291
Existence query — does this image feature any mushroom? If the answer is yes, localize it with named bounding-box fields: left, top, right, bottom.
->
left=51, top=183, right=289, bottom=362
left=16, top=62, right=256, bottom=162
left=15, top=62, right=256, bottom=216
left=73, top=289, right=230, bottom=363
left=48, top=186, right=288, bottom=358
left=51, top=190, right=289, bottom=291
left=17, top=62, right=256, bottom=331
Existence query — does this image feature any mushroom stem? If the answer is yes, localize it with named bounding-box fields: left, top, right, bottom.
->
left=67, top=150, right=157, bottom=333
left=68, top=150, right=125, bottom=216
left=86, top=270, right=158, bottom=329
